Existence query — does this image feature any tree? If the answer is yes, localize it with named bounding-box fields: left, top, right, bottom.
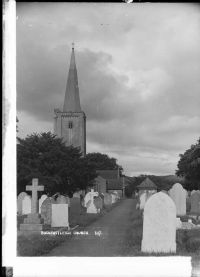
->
left=17, top=132, right=97, bottom=195
left=176, top=138, right=200, bottom=190
left=85, top=152, right=123, bottom=174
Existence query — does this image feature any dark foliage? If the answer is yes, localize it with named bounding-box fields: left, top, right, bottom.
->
left=17, top=132, right=97, bottom=195
left=176, top=138, right=200, bottom=190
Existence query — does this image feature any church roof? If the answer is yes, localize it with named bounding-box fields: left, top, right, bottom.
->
left=107, top=179, right=123, bottom=190
left=63, top=44, right=81, bottom=112
left=137, top=177, right=157, bottom=190
left=96, top=170, right=120, bottom=180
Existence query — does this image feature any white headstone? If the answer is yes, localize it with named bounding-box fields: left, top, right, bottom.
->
left=141, top=192, right=176, bottom=253
left=22, top=195, right=31, bottom=215
left=169, top=183, right=186, bottom=216
left=17, top=192, right=28, bottom=215
left=84, top=189, right=98, bottom=213
left=140, top=192, right=147, bottom=210
left=39, top=194, right=48, bottom=213
left=51, top=204, right=69, bottom=227
left=191, top=190, right=200, bottom=195
left=110, top=193, right=117, bottom=204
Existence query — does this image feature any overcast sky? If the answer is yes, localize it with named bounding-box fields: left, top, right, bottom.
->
left=16, top=3, right=200, bottom=177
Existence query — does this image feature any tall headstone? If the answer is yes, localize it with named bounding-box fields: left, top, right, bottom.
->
left=22, top=195, right=31, bottom=215
left=169, top=183, right=186, bottom=216
left=51, top=204, right=69, bottom=227
left=39, top=194, right=48, bottom=213
left=190, top=192, right=200, bottom=214
left=41, top=197, right=56, bottom=225
left=17, top=192, right=28, bottom=215
left=141, top=192, right=176, bottom=253
left=20, top=178, right=45, bottom=231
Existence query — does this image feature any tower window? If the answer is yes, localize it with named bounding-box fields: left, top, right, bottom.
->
left=68, top=121, right=73, bottom=129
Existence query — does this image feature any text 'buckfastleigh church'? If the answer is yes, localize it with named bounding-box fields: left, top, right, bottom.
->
left=54, top=44, right=86, bottom=156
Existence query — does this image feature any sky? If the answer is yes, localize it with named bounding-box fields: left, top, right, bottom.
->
left=16, top=3, right=200, bottom=177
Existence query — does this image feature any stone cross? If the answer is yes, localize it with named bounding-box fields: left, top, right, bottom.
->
left=26, top=178, right=44, bottom=214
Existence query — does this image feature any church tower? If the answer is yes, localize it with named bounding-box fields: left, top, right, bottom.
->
left=54, top=44, right=86, bottom=156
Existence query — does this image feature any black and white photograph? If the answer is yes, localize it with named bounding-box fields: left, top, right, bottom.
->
left=3, top=1, right=200, bottom=277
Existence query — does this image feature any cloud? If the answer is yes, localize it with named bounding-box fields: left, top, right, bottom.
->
left=17, top=3, right=200, bottom=175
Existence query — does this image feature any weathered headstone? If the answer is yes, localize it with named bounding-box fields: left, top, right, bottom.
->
left=141, top=192, right=176, bottom=253
left=94, top=196, right=103, bottom=213
left=110, top=193, right=117, bottom=204
left=70, top=197, right=81, bottom=215
left=113, top=191, right=120, bottom=200
left=41, top=197, right=56, bottom=225
left=169, top=183, right=186, bottom=216
left=17, top=192, right=28, bottom=215
left=190, top=192, right=200, bottom=214
left=39, top=194, right=48, bottom=213
left=84, top=189, right=98, bottom=213
left=103, top=193, right=112, bottom=207
left=51, top=204, right=69, bottom=227
left=191, top=190, right=200, bottom=195
left=56, top=195, right=70, bottom=207
left=73, top=192, right=81, bottom=198
left=22, top=195, right=31, bottom=215
left=20, top=178, right=44, bottom=231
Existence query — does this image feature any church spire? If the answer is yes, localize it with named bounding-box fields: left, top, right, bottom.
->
left=63, top=43, right=81, bottom=112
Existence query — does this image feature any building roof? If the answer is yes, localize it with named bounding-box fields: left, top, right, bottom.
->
left=96, top=170, right=119, bottom=180
left=107, top=179, right=123, bottom=190
left=63, top=44, right=81, bottom=112
left=137, top=177, right=157, bottom=190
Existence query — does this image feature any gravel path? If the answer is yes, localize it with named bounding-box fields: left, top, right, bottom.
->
left=44, top=198, right=137, bottom=256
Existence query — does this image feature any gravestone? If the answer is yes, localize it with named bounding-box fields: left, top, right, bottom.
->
left=17, top=192, right=28, bottom=215
left=51, top=204, right=69, bottom=227
left=84, top=189, right=98, bottom=213
left=20, top=178, right=45, bottom=231
left=73, top=191, right=81, bottom=198
left=139, top=192, right=147, bottom=210
left=39, top=194, right=47, bottom=213
left=56, top=195, right=70, bottom=207
left=70, top=197, right=81, bottom=217
left=191, top=190, right=200, bottom=195
left=113, top=191, right=120, bottom=200
left=41, top=197, right=56, bottom=225
left=141, top=192, right=176, bottom=253
left=190, top=192, right=200, bottom=214
left=94, top=196, right=103, bottom=213
left=103, top=193, right=112, bottom=207
left=110, top=193, right=117, bottom=204
left=169, top=183, right=186, bottom=216
left=22, top=195, right=31, bottom=215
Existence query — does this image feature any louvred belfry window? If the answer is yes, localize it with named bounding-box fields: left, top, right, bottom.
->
left=68, top=121, right=73, bottom=129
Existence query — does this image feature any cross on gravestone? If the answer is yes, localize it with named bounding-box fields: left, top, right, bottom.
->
left=26, top=178, right=44, bottom=214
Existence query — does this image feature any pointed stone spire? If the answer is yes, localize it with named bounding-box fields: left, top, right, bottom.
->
left=63, top=43, right=81, bottom=112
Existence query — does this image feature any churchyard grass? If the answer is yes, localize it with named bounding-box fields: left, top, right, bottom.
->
left=17, top=200, right=121, bottom=256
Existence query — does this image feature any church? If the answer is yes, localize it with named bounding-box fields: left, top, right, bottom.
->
left=53, top=44, right=125, bottom=195
left=53, top=43, right=86, bottom=156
